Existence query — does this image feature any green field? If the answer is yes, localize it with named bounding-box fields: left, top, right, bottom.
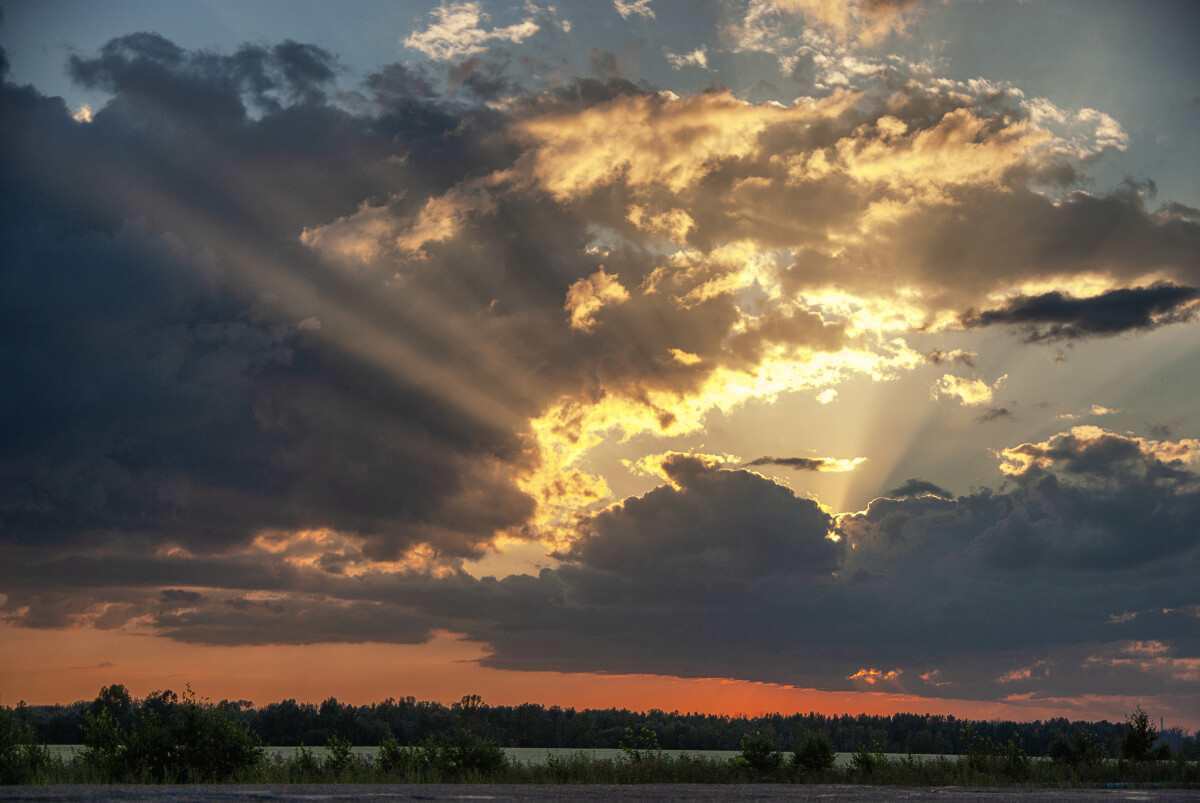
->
left=45, top=745, right=955, bottom=768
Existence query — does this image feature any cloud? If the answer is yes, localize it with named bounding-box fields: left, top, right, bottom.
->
left=745, top=455, right=866, bottom=472
left=931, top=374, right=1007, bottom=407
left=926, top=348, right=976, bottom=367
left=68, top=32, right=338, bottom=113
left=6, top=429, right=1200, bottom=711
left=767, top=0, right=920, bottom=45
left=1, top=34, right=541, bottom=566
left=975, top=407, right=1013, bottom=424
left=403, top=2, right=540, bottom=62
left=996, top=426, right=1200, bottom=486
left=613, top=0, right=655, bottom=20
left=4, top=24, right=1200, bottom=718
left=884, top=478, right=952, bottom=498
left=564, top=268, right=631, bottom=331
left=848, top=667, right=903, bottom=685
left=665, top=47, right=709, bottom=70
left=963, top=283, right=1200, bottom=341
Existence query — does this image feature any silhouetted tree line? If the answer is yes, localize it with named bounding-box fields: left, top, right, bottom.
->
left=6, top=686, right=1198, bottom=759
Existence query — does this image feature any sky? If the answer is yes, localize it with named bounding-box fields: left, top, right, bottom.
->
left=1, top=0, right=1199, bottom=730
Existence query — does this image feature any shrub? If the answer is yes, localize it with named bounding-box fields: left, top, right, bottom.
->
left=376, top=733, right=415, bottom=776
left=1002, top=738, right=1030, bottom=780
left=619, top=725, right=661, bottom=763
left=0, top=707, right=54, bottom=784
left=793, top=731, right=836, bottom=775
left=81, top=707, right=126, bottom=781
left=738, top=730, right=782, bottom=775
left=322, top=734, right=355, bottom=778
left=291, top=745, right=320, bottom=781
left=849, top=739, right=885, bottom=779
left=447, top=729, right=507, bottom=776
left=79, top=685, right=263, bottom=782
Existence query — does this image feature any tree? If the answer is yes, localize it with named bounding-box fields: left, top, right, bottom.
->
left=1121, top=706, right=1170, bottom=762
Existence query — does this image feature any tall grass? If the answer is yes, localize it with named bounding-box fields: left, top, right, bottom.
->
left=4, top=732, right=1197, bottom=787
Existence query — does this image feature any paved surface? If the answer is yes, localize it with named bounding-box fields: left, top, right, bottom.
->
left=1, top=786, right=1196, bottom=802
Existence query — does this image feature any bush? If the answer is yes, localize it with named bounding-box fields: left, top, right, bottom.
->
left=738, top=730, right=782, bottom=775
left=446, top=728, right=507, bottom=776
left=323, top=734, right=355, bottom=778
left=81, top=707, right=126, bottom=781
left=79, top=685, right=263, bottom=782
left=0, top=707, right=54, bottom=784
left=619, top=725, right=661, bottom=763
left=376, top=733, right=415, bottom=776
left=849, top=739, right=885, bottom=779
left=793, top=731, right=836, bottom=775
left=291, top=745, right=320, bottom=781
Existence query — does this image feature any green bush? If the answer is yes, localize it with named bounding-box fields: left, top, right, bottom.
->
left=376, top=733, right=416, bottom=776
left=78, top=685, right=263, bottom=782
left=793, top=730, right=836, bottom=775
left=446, top=728, right=507, bottom=776
left=619, top=724, right=661, bottom=763
left=738, top=730, right=782, bottom=775
left=0, top=707, right=54, bottom=784
left=81, top=707, right=126, bottom=781
left=849, top=739, right=885, bottom=779
left=323, top=734, right=355, bottom=778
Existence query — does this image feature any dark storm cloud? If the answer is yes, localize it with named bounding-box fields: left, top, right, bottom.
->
left=872, top=188, right=1200, bottom=313
left=562, top=455, right=841, bottom=585
left=0, top=34, right=539, bottom=562
left=67, top=33, right=338, bottom=115
left=962, top=283, right=1200, bottom=341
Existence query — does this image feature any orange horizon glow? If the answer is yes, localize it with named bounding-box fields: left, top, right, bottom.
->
left=4, top=624, right=1196, bottom=732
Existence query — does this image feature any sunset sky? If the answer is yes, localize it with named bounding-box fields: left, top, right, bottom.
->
left=2, top=1, right=1199, bottom=730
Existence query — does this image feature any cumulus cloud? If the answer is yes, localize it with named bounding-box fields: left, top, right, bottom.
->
left=665, top=46, right=708, bottom=70
left=930, top=374, right=1007, bottom=407
left=403, top=2, right=540, bottom=61
left=564, top=268, right=631, bottom=331
left=768, top=0, right=920, bottom=45
left=613, top=0, right=654, bottom=20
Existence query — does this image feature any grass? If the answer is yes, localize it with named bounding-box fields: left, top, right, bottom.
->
left=13, top=742, right=1198, bottom=787
left=38, top=745, right=971, bottom=767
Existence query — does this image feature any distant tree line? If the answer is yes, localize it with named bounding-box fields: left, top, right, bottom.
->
left=5, top=685, right=1198, bottom=760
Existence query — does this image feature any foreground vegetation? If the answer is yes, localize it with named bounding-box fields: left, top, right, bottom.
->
left=2, top=686, right=1196, bottom=787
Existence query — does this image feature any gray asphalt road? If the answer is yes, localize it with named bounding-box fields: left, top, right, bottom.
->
left=1, top=785, right=1197, bottom=802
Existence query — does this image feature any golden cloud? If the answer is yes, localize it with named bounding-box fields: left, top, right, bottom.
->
left=565, top=268, right=631, bottom=331
left=930, top=373, right=1007, bottom=407
left=507, top=89, right=861, bottom=198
